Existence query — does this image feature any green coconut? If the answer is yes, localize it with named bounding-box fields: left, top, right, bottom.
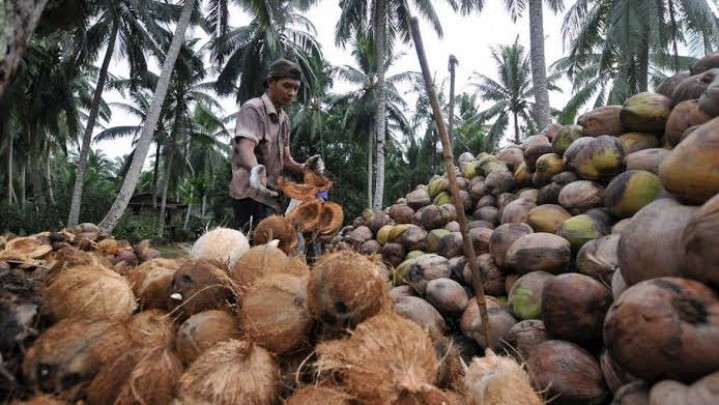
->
left=577, top=105, right=625, bottom=137
left=433, top=191, right=452, bottom=206
left=603, top=170, right=663, bottom=218
left=557, top=214, right=611, bottom=252
left=527, top=204, right=573, bottom=233
left=388, top=223, right=411, bottom=243
left=659, top=117, right=719, bottom=204
left=376, top=225, right=393, bottom=245
left=552, top=125, right=584, bottom=155
left=617, top=132, right=660, bottom=154
left=508, top=271, right=555, bottom=320
left=563, top=135, right=625, bottom=182
left=532, top=153, right=565, bottom=187
left=620, top=92, right=672, bottom=134
left=428, top=176, right=449, bottom=198
left=426, top=229, right=451, bottom=253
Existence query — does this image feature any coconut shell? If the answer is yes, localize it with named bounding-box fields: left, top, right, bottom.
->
left=665, top=100, right=712, bottom=147
left=621, top=92, right=672, bottom=133
left=307, top=250, right=390, bottom=328
left=42, top=264, right=136, bottom=322
left=425, top=278, right=469, bottom=314
left=500, top=198, right=536, bottom=224
left=168, top=259, right=237, bottom=318
left=177, top=339, right=279, bottom=405
left=576, top=234, right=619, bottom=284
left=603, top=277, right=719, bottom=382
left=461, top=302, right=517, bottom=350
left=604, top=170, right=662, bottom=218
left=659, top=117, right=719, bottom=204
left=617, top=199, right=697, bottom=285
left=127, top=258, right=181, bottom=310
left=0, top=236, right=52, bottom=260
left=655, top=72, right=691, bottom=98
left=190, top=227, right=249, bottom=268
left=506, top=320, right=548, bottom=361
left=489, top=223, right=533, bottom=268
left=558, top=180, right=605, bottom=214
left=563, top=135, right=625, bottom=182
left=316, top=313, right=438, bottom=404
left=577, top=105, right=625, bottom=137
left=507, top=271, right=555, bottom=320
left=623, top=148, right=670, bottom=174
left=506, top=233, right=571, bottom=275
left=526, top=340, right=608, bottom=404
left=682, top=193, right=719, bottom=289
left=527, top=204, right=571, bottom=233
left=176, top=309, right=239, bottom=366
left=278, top=176, right=321, bottom=201
left=284, top=386, right=353, bottom=405
left=253, top=215, right=298, bottom=254
left=287, top=199, right=323, bottom=233
left=465, top=349, right=543, bottom=405
left=671, top=69, right=719, bottom=106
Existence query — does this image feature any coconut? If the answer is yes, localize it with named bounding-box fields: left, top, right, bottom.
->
left=176, top=309, right=239, bottom=366
left=0, top=236, right=52, bottom=260
left=563, top=135, right=625, bottom=182
left=406, top=188, right=432, bottom=210
left=683, top=193, right=719, bottom=289
left=557, top=213, right=611, bottom=252
left=425, top=229, right=451, bottom=254
left=651, top=371, right=719, bottom=405
left=551, top=125, right=583, bottom=156
left=604, top=170, right=663, bottom=218
left=316, top=313, right=439, bottom=404
left=393, top=295, right=446, bottom=340
left=473, top=206, right=499, bottom=225
left=526, top=340, right=608, bottom=404
left=577, top=105, right=625, bottom=137
left=348, top=226, right=373, bottom=246
left=604, top=277, right=719, bottom=382
left=611, top=381, right=650, bottom=405
left=621, top=92, right=672, bottom=133
left=623, top=148, right=670, bottom=175
left=699, top=74, right=719, bottom=116
left=464, top=253, right=506, bottom=296
left=190, top=227, right=249, bottom=268
left=475, top=193, right=497, bottom=209
left=665, top=100, right=712, bottom=147
left=388, top=224, right=412, bottom=243
left=240, top=273, right=311, bottom=354
left=600, top=351, right=639, bottom=394
left=418, top=205, right=449, bottom=230
left=400, top=225, right=428, bottom=252
left=359, top=239, right=381, bottom=255
left=436, top=232, right=464, bottom=259
left=478, top=155, right=509, bottom=176
left=691, top=51, right=719, bottom=74
left=514, top=162, right=533, bottom=188
left=618, top=199, right=697, bottom=285
left=389, top=203, right=416, bottom=224
left=655, top=71, right=691, bottom=97
left=9, top=395, right=70, bottom=405
left=230, top=243, right=305, bottom=294
left=22, top=319, right=130, bottom=400
left=366, top=210, right=392, bottom=234
left=541, top=273, right=612, bottom=346
left=611, top=218, right=632, bottom=234
left=402, top=254, right=452, bottom=294
left=500, top=198, right=536, bottom=224
left=532, top=153, right=564, bottom=186
left=308, top=250, right=390, bottom=328
left=177, top=339, right=278, bottom=405
left=375, top=225, right=393, bottom=245
left=576, top=234, right=619, bottom=284
left=526, top=204, right=572, bottom=233
left=557, top=180, right=606, bottom=215
left=522, top=134, right=550, bottom=150
left=432, top=191, right=452, bottom=206
left=611, top=269, right=628, bottom=300
left=127, top=258, right=180, bottom=310
left=433, top=336, right=465, bottom=391
left=518, top=188, right=539, bottom=202
left=506, top=320, right=548, bottom=361
left=42, top=264, right=136, bottom=322
left=428, top=176, right=449, bottom=198
left=287, top=199, right=323, bottom=233
left=439, top=203, right=458, bottom=222
left=496, top=146, right=525, bottom=170
left=461, top=300, right=517, bottom=350
left=86, top=347, right=182, bottom=405
left=506, top=233, right=571, bottom=275
left=425, top=278, right=469, bottom=315
left=284, top=386, right=353, bottom=405
left=659, top=117, right=719, bottom=204
left=485, top=169, right=517, bottom=197
left=489, top=223, right=533, bottom=268
left=168, top=259, right=237, bottom=318
left=671, top=68, right=719, bottom=106
left=523, top=143, right=554, bottom=171
left=618, top=132, right=660, bottom=154
left=507, top=271, right=555, bottom=320
left=126, top=309, right=176, bottom=349
left=464, top=349, right=543, bottom=405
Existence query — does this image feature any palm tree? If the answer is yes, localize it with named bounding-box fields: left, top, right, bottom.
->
left=335, top=0, right=482, bottom=210
left=99, top=0, right=196, bottom=233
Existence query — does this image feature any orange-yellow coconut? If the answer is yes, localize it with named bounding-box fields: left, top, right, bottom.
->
left=316, top=313, right=439, bottom=404
left=177, top=339, right=279, bottom=405
left=190, top=227, right=249, bottom=267
left=176, top=309, right=240, bottom=366
left=284, top=386, right=354, bottom=405
left=9, top=395, right=70, bottom=405
left=127, top=258, right=181, bottom=310
left=42, top=264, right=136, bottom=322
left=239, top=273, right=312, bottom=354
left=230, top=243, right=307, bottom=294
left=167, top=259, right=237, bottom=318
left=253, top=214, right=298, bottom=254
left=464, top=349, right=542, bottom=405
left=307, top=250, right=391, bottom=328
left=287, top=199, right=323, bottom=233
left=126, top=309, right=176, bottom=349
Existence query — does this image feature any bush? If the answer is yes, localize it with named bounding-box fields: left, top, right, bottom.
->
left=0, top=202, right=65, bottom=234
left=113, top=212, right=161, bottom=244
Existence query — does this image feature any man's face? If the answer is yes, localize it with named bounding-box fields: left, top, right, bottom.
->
left=267, top=77, right=301, bottom=108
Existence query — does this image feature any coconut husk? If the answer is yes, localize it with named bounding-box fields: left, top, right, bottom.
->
left=303, top=169, right=333, bottom=191
left=317, top=202, right=344, bottom=236
left=577, top=105, right=625, bottom=137
left=0, top=237, right=52, bottom=261
left=42, top=264, right=136, bottom=322
left=278, top=176, right=321, bottom=201
left=307, top=250, right=390, bottom=329
left=176, top=309, right=240, bottom=366
left=253, top=215, right=298, bottom=254
left=600, top=351, right=639, bottom=394
left=177, top=339, right=279, bottom=405
left=126, top=309, right=176, bottom=349
left=167, top=259, right=237, bottom=318
left=284, top=385, right=354, bottom=405
left=9, top=395, right=70, bottom=405
left=465, top=349, right=542, bottom=405
left=287, top=199, right=323, bottom=233
left=230, top=243, right=305, bottom=294
left=190, top=227, right=249, bottom=268
left=316, top=313, right=439, bottom=404
left=127, top=258, right=181, bottom=310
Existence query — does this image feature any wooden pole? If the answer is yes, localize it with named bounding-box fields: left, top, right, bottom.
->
left=448, top=55, right=458, bottom=149
left=409, top=17, right=492, bottom=348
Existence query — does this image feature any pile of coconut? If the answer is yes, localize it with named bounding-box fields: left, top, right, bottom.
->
left=327, top=51, right=719, bottom=404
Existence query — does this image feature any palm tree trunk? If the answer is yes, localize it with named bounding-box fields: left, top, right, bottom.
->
left=6, top=133, right=13, bottom=205
left=667, top=0, right=680, bottom=73
left=45, top=148, right=55, bottom=206
left=528, top=0, right=551, bottom=131
left=638, top=31, right=650, bottom=92
left=513, top=110, right=521, bottom=144
left=152, top=142, right=161, bottom=207
left=183, top=201, right=192, bottom=230
left=157, top=150, right=173, bottom=237
left=0, top=0, right=49, bottom=99
left=367, top=130, right=374, bottom=209
left=29, top=134, right=45, bottom=208
left=201, top=193, right=206, bottom=219
left=20, top=160, right=26, bottom=208
left=372, top=0, right=387, bottom=210
left=67, top=20, right=119, bottom=227
left=99, top=0, right=195, bottom=233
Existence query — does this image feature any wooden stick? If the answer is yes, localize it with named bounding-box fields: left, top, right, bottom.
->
left=409, top=17, right=492, bottom=348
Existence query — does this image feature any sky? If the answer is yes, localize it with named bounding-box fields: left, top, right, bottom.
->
left=94, top=0, right=584, bottom=159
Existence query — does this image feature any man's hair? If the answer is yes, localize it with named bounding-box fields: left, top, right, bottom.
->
left=263, top=59, right=302, bottom=87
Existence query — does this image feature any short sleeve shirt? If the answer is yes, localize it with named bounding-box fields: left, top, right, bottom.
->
left=230, top=93, right=291, bottom=201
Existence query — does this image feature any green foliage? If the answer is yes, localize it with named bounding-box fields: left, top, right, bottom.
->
left=0, top=202, right=65, bottom=235
left=113, top=212, right=163, bottom=244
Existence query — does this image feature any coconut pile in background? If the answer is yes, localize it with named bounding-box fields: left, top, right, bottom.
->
left=328, top=51, right=719, bottom=404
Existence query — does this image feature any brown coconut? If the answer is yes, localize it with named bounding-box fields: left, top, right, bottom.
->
left=126, top=309, right=176, bottom=349
left=691, top=51, right=719, bottom=74
left=506, top=320, right=548, bottom=361
left=655, top=71, right=691, bottom=98
left=400, top=225, right=428, bottom=252
left=496, top=146, right=525, bottom=170
left=600, top=350, right=638, bottom=394
left=348, top=225, right=373, bottom=245
left=42, top=264, right=136, bottom=322
left=500, top=198, right=536, bottom=224
left=621, top=92, right=672, bottom=133
left=464, top=349, right=543, bottom=405
left=402, top=254, right=452, bottom=294
left=671, top=68, right=719, bottom=106
left=253, top=215, right=299, bottom=254
left=316, top=313, right=439, bottom=404
left=541, top=273, right=612, bottom=346
left=308, top=250, right=390, bottom=328
left=176, top=309, right=239, bottom=366
left=699, top=74, right=719, bottom=116
left=527, top=204, right=572, bottom=233
left=603, top=277, right=719, bottom=382
left=518, top=188, right=539, bottom=202
left=514, top=161, right=533, bottom=188
left=488, top=223, right=533, bottom=268
left=506, top=233, right=572, bottom=275
left=611, top=269, right=628, bottom=300
left=624, top=148, right=670, bottom=175
left=380, top=242, right=406, bottom=267
left=522, top=134, right=550, bottom=150
left=650, top=371, right=719, bottom=405
left=168, top=259, right=237, bottom=318
left=618, top=132, right=660, bottom=154
left=665, top=100, right=712, bottom=147
left=659, top=117, right=719, bottom=204
left=127, top=258, right=180, bottom=310
left=190, top=227, right=249, bottom=268
left=360, top=239, right=382, bottom=255
left=418, top=205, right=449, bottom=230
left=230, top=243, right=305, bottom=294
left=461, top=301, right=517, bottom=350
left=507, top=271, right=555, bottom=320
left=389, top=203, right=416, bottom=224
left=240, top=273, right=312, bottom=354
left=464, top=253, right=506, bottom=296
left=425, top=278, right=469, bottom=314
left=683, top=193, right=719, bottom=289
left=436, top=232, right=464, bottom=259
left=576, top=234, right=619, bottom=284
left=617, top=198, right=697, bottom=285
left=9, top=395, right=70, bottom=405
left=473, top=205, right=499, bottom=225
left=177, top=339, right=279, bottom=405
left=577, top=105, right=625, bottom=137
left=523, top=143, right=554, bottom=171
left=406, top=188, right=432, bottom=210
left=433, top=336, right=465, bottom=392
left=563, top=135, right=625, bottom=182
left=486, top=169, right=517, bottom=196
left=558, top=180, right=605, bottom=214
left=612, top=381, right=650, bottom=405
left=393, top=295, right=446, bottom=340
left=526, top=340, right=608, bottom=404
left=476, top=193, right=497, bottom=209
left=284, top=386, right=353, bottom=405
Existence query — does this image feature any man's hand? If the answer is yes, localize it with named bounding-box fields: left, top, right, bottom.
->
left=304, top=154, right=325, bottom=174
left=249, top=165, right=279, bottom=198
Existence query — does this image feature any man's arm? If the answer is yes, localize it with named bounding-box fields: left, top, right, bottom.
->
left=283, top=145, right=304, bottom=174
left=235, top=137, right=259, bottom=171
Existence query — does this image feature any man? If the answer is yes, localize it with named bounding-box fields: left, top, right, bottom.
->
left=230, top=58, right=323, bottom=232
